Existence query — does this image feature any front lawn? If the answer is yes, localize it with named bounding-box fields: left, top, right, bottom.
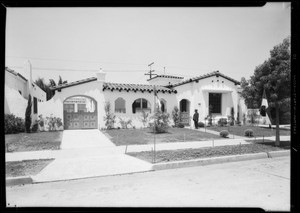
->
left=5, top=131, right=63, bottom=153
left=207, top=125, right=290, bottom=137
left=6, top=159, right=54, bottom=177
left=127, top=142, right=289, bottom=164
left=102, top=127, right=222, bottom=146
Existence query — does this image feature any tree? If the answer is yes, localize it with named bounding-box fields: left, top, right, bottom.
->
left=150, top=104, right=170, bottom=133
left=103, top=101, right=116, bottom=129
left=35, top=76, right=68, bottom=100
left=25, top=94, right=32, bottom=133
left=241, top=36, right=291, bottom=146
left=34, top=78, right=52, bottom=101
left=172, top=106, right=181, bottom=127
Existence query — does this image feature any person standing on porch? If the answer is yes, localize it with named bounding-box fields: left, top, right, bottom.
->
left=193, top=109, right=199, bottom=129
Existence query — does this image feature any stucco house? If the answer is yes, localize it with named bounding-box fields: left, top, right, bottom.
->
left=38, top=68, right=248, bottom=130
left=5, top=61, right=46, bottom=123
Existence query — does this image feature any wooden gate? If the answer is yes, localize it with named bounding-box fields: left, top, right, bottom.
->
left=64, top=111, right=97, bottom=130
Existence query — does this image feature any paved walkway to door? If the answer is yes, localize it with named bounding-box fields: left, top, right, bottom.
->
left=61, top=129, right=115, bottom=149
left=30, top=129, right=153, bottom=183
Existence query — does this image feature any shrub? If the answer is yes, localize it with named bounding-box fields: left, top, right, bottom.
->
left=118, top=117, right=132, bottom=129
left=31, top=121, right=39, bottom=133
left=247, top=109, right=259, bottom=126
left=4, top=114, right=25, bottom=134
left=25, top=94, right=32, bottom=133
left=244, top=129, right=254, bottom=137
left=177, top=123, right=185, bottom=128
left=220, top=130, right=229, bottom=138
left=198, top=122, right=204, bottom=128
left=149, top=107, right=170, bottom=133
left=172, top=106, right=181, bottom=127
left=140, top=110, right=149, bottom=128
left=218, top=118, right=227, bottom=126
left=103, top=101, right=116, bottom=130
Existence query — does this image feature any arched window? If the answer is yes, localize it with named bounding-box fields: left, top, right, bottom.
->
left=160, top=99, right=167, bottom=112
left=132, top=98, right=151, bottom=114
left=115, top=97, right=126, bottom=113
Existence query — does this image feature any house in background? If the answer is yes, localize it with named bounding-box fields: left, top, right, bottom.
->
left=5, top=60, right=46, bottom=123
left=38, top=68, right=249, bottom=130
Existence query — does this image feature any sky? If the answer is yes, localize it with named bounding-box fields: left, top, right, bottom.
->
left=5, top=3, right=291, bottom=85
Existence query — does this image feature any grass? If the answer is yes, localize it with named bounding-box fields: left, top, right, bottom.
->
left=5, top=131, right=63, bottom=153
left=102, top=127, right=222, bottom=146
left=207, top=125, right=290, bottom=137
left=127, top=141, right=290, bottom=164
left=6, top=159, right=54, bottom=177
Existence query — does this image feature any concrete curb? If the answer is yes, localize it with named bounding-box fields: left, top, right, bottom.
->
left=268, top=150, right=290, bottom=158
left=6, top=176, right=33, bottom=186
left=6, top=150, right=290, bottom=186
left=152, top=150, right=290, bottom=171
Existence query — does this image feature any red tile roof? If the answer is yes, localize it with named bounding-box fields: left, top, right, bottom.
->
left=50, top=77, right=177, bottom=93
left=168, top=71, right=240, bottom=87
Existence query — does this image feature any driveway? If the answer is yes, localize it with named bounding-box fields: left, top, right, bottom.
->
left=31, top=129, right=153, bottom=183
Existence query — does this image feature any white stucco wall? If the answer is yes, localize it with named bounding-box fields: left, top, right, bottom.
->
left=174, top=75, right=240, bottom=123
left=38, top=80, right=105, bottom=128
left=5, top=85, right=28, bottom=119
left=5, top=71, right=28, bottom=99
left=103, top=89, right=177, bottom=128
left=37, top=73, right=248, bottom=129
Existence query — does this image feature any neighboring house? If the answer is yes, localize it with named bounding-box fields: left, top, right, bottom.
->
left=5, top=61, right=46, bottom=123
left=39, top=69, right=249, bottom=130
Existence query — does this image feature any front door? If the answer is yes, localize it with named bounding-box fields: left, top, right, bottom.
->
left=179, top=99, right=190, bottom=126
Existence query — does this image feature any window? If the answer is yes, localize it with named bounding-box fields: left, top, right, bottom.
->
left=180, top=99, right=189, bottom=112
left=115, top=97, right=126, bottom=113
left=33, top=97, right=38, bottom=114
left=209, top=93, right=221, bottom=113
left=160, top=99, right=166, bottom=112
left=132, top=98, right=150, bottom=113
left=64, top=104, right=75, bottom=112
left=78, top=104, right=87, bottom=112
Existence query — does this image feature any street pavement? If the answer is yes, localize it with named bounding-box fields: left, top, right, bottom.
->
left=6, top=156, right=290, bottom=211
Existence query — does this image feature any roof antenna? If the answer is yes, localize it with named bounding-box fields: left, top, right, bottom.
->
left=145, top=62, right=157, bottom=79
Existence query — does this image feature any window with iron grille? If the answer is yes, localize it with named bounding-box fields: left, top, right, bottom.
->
left=209, top=93, right=221, bottom=113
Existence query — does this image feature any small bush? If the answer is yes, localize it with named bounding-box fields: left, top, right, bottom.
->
left=5, top=114, right=25, bottom=134
left=218, top=118, right=227, bottom=126
left=220, top=130, right=229, bottom=138
left=198, top=122, right=204, bottom=128
left=31, top=121, right=39, bottom=133
left=177, top=123, right=185, bottom=128
left=118, top=117, right=132, bottom=129
left=244, top=129, right=254, bottom=137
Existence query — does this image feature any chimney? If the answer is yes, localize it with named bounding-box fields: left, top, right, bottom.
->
left=96, top=68, right=106, bottom=82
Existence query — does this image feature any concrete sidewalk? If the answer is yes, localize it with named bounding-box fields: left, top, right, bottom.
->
left=29, top=129, right=153, bottom=183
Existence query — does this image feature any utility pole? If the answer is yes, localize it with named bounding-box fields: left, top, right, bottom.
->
left=145, top=62, right=157, bottom=80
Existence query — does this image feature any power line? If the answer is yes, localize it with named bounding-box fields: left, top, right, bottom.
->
left=6, top=56, right=148, bottom=66
left=6, top=66, right=147, bottom=73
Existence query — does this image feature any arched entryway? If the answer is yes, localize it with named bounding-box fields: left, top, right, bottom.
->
left=63, top=95, right=98, bottom=129
left=179, top=99, right=190, bottom=126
